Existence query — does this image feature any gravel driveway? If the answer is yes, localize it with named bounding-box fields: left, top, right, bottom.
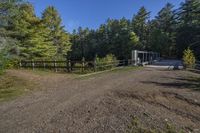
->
left=0, top=67, right=200, bottom=133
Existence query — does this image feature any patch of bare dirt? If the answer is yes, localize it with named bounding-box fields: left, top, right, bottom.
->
left=0, top=68, right=200, bottom=133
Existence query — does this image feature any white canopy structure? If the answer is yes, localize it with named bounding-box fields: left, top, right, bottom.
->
left=132, top=50, right=160, bottom=66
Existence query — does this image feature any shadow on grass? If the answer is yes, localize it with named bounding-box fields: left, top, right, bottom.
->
left=142, top=76, right=200, bottom=91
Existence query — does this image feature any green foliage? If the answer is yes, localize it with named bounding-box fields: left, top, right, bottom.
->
left=69, top=1, right=199, bottom=61
left=94, top=54, right=118, bottom=71
left=0, top=1, right=71, bottom=63
left=95, top=54, right=117, bottom=65
left=183, top=48, right=196, bottom=68
left=14, top=4, right=58, bottom=59
left=0, top=0, right=200, bottom=64
left=176, top=0, right=200, bottom=59
left=130, top=32, right=139, bottom=45
left=149, top=3, right=176, bottom=57
left=42, top=6, right=71, bottom=59
left=131, top=7, right=150, bottom=49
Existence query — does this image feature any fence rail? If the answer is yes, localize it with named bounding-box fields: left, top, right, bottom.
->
left=195, top=61, right=200, bottom=70
left=19, top=59, right=133, bottom=73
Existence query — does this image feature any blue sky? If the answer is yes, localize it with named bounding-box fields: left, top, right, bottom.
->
left=28, top=0, right=184, bottom=32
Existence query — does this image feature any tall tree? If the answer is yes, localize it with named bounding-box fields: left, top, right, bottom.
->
left=149, top=3, right=176, bottom=57
left=13, top=4, right=57, bottom=59
left=0, top=0, right=23, bottom=59
left=42, top=6, right=71, bottom=59
left=176, top=0, right=200, bottom=59
left=131, top=7, right=150, bottom=50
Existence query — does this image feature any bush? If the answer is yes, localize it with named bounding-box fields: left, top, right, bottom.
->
left=183, top=48, right=196, bottom=68
left=95, top=54, right=117, bottom=64
left=95, top=54, right=118, bottom=70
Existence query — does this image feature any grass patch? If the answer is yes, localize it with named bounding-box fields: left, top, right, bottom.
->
left=77, top=66, right=141, bottom=79
left=0, top=73, right=35, bottom=102
left=126, top=116, right=184, bottom=133
left=23, top=68, right=57, bottom=76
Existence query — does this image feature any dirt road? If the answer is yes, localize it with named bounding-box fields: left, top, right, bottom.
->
left=0, top=68, right=200, bottom=133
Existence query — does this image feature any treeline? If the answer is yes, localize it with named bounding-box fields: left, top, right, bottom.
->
left=70, top=1, right=200, bottom=60
left=0, top=0, right=199, bottom=64
left=0, top=0, right=70, bottom=61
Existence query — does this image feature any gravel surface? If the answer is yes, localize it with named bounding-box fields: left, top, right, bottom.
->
left=0, top=68, right=200, bottom=133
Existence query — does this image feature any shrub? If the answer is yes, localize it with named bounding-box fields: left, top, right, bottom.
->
left=95, top=54, right=117, bottom=64
left=183, top=48, right=196, bottom=68
left=95, top=54, right=118, bottom=70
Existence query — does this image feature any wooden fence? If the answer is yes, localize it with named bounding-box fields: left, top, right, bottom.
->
left=195, top=61, right=200, bottom=70
left=19, top=59, right=133, bottom=73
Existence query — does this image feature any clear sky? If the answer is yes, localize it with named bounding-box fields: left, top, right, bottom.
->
left=28, top=0, right=184, bottom=32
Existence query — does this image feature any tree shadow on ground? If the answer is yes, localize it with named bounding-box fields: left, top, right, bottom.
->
left=188, top=69, right=200, bottom=74
left=142, top=76, right=200, bottom=91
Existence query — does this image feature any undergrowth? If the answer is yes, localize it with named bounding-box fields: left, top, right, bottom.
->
left=126, top=116, right=184, bottom=133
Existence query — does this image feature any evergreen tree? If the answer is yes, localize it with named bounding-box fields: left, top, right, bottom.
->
left=131, top=7, right=150, bottom=50
left=12, top=4, right=56, bottom=59
left=42, top=6, right=71, bottom=59
left=0, top=0, right=23, bottom=59
left=176, top=0, right=200, bottom=59
left=150, top=3, right=176, bottom=57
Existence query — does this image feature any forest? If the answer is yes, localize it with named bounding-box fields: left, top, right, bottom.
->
left=0, top=0, right=199, bottom=65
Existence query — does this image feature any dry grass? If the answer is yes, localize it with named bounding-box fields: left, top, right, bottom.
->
left=126, top=116, right=183, bottom=133
left=0, top=72, right=34, bottom=102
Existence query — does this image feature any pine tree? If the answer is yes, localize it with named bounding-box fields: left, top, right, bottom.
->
left=150, top=3, right=176, bottom=57
left=13, top=4, right=56, bottom=59
left=0, top=0, right=23, bottom=57
left=176, top=0, right=200, bottom=59
left=42, top=6, right=71, bottom=59
left=131, top=7, right=150, bottom=50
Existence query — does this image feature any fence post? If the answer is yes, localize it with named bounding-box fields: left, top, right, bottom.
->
left=19, top=60, right=22, bottom=69
left=82, top=57, right=85, bottom=73
left=69, top=60, right=72, bottom=72
left=66, top=60, right=69, bottom=72
left=54, top=60, right=57, bottom=72
left=94, top=60, right=97, bottom=72
left=43, top=60, right=46, bottom=69
left=32, top=59, right=35, bottom=70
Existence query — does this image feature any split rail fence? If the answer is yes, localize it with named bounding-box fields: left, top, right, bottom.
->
left=19, top=59, right=133, bottom=73
left=195, top=61, right=200, bottom=70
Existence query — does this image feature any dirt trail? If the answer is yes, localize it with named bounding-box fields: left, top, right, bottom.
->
left=0, top=68, right=200, bottom=133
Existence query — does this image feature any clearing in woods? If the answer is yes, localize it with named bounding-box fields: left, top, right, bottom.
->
left=0, top=67, right=200, bottom=132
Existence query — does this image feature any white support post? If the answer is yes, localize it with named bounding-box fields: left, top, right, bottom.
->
left=132, top=50, right=138, bottom=66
